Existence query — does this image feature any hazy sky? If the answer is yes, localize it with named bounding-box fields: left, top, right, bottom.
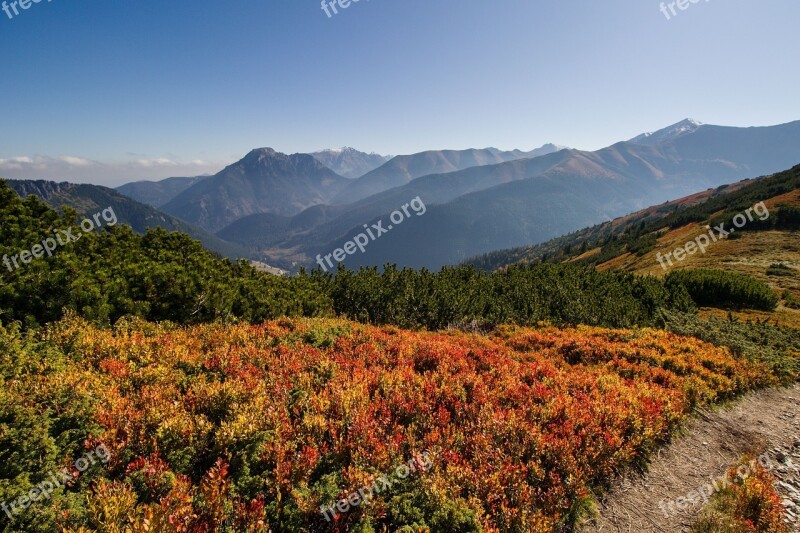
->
left=1, top=0, right=798, bottom=185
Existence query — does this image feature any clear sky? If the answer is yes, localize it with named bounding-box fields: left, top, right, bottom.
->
left=1, top=0, right=798, bottom=185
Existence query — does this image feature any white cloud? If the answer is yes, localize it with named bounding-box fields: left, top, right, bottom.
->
left=0, top=154, right=230, bottom=186
left=132, top=158, right=179, bottom=168
left=0, top=156, right=35, bottom=170
left=60, top=156, right=94, bottom=167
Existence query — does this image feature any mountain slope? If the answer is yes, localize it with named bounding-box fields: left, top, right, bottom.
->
left=301, top=120, right=800, bottom=269
left=161, top=148, right=350, bottom=232
left=465, top=179, right=757, bottom=272
left=465, top=164, right=800, bottom=326
left=5, top=179, right=248, bottom=258
left=215, top=212, right=293, bottom=248
left=217, top=146, right=577, bottom=255
left=311, top=147, right=390, bottom=179
left=116, top=175, right=208, bottom=207
left=321, top=173, right=621, bottom=269
left=473, top=164, right=800, bottom=273
left=331, top=145, right=564, bottom=204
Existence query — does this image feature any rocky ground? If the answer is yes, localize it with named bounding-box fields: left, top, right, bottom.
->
left=763, top=411, right=800, bottom=531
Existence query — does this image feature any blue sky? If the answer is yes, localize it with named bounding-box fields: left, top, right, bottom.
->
left=1, top=0, right=798, bottom=185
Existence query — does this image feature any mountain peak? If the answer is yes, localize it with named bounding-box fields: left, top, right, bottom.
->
left=160, top=147, right=349, bottom=231
left=244, top=147, right=278, bottom=159
left=629, top=119, right=704, bottom=146
left=310, top=147, right=390, bottom=179
left=318, top=147, right=355, bottom=154
left=315, top=146, right=387, bottom=157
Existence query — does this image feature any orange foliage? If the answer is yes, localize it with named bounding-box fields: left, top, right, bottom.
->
left=45, top=317, right=773, bottom=532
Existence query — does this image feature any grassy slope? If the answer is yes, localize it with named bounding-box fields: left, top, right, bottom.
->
left=595, top=188, right=800, bottom=328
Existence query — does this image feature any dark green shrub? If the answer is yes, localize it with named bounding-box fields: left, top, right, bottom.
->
left=0, top=181, right=332, bottom=328
left=782, top=290, right=800, bottom=310
left=627, top=233, right=659, bottom=256
left=767, top=263, right=796, bottom=277
left=775, top=206, right=800, bottom=230
left=315, top=263, right=695, bottom=331
left=665, top=269, right=779, bottom=311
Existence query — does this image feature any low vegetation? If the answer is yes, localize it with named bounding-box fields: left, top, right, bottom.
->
left=768, top=263, right=797, bottom=277
left=691, top=460, right=787, bottom=533
left=659, top=310, right=800, bottom=383
left=0, top=182, right=331, bottom=328
left=665, top=269, right=779, bottom=312
left=783, top=291, right=800, bottom=310
left=0, top=316, right=779, bottom=532
left=310, top=264, right=696, bottom=331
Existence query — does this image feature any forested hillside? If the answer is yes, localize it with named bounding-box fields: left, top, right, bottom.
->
left=6, top=179, right=247, bottom=259
left=0, top=181, right=329, bottom=327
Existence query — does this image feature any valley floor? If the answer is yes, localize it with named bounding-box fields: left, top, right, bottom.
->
left=579, top=384, right=800, bottom=532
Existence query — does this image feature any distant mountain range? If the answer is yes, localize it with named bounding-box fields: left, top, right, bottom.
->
left=5, top=180, right=247, bottom=258
left=14, top=119, right=800, bottom=272
left=135, top=144, right=568, bottom=239
left=310, top=147, right=390, bottom=179
left=318, top=119, right=800, bottom=269
left=330, top=144, right=565, bottom=204
left=195, top=119, right=800, bottom=270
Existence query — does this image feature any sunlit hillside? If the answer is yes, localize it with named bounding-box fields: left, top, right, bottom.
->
left=596, top=189, right=800, bottom=328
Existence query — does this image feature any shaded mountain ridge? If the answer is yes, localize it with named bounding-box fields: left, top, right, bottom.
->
left=160, top=148, right=350, bottom=232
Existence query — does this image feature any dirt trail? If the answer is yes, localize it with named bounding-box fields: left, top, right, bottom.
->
left=578, top=384, right=800, bottom=532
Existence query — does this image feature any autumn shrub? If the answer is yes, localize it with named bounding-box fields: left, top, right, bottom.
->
left=0, top=316, right=778, bottom=532
left=691, top=460, right=787, bottom=533
left=660, top=309, right=800, bottom=383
